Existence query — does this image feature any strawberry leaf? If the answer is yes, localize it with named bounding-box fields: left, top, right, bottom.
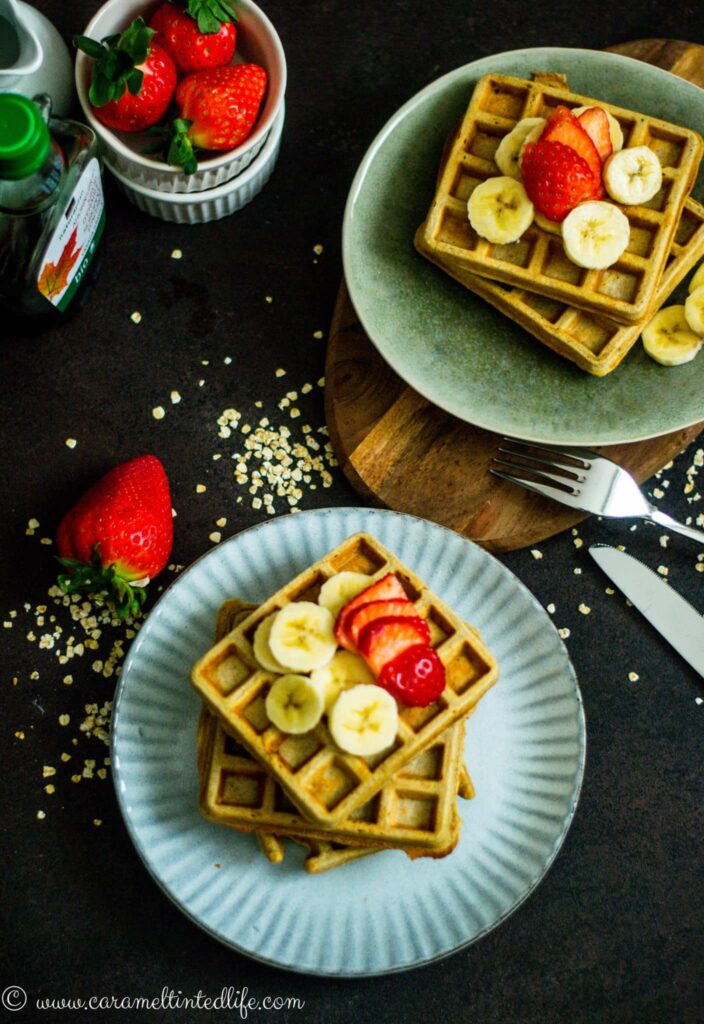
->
left=168, top=0, right=238, bottom=32
left=56, top=555, right=147, bottom=619
left=74, top=16, right=155, bottom=106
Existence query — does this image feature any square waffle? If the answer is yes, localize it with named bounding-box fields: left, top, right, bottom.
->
left=197, top=704, right=465, bottom=855
left=191, top=532, right=498, bottom=827
left=418, top=196, right=704, bottom=375
left=416, top=72, right=704, bottom=325
left=208, top=593, right=470, bottom=864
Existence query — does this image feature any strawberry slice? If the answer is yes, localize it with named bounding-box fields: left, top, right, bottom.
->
left=357, top=615, right=431, bottom=677
left=576, top=107, right=613, bottom=163
left=347, top=599, right=418, bottom=646
left=378, top=645, right=446, bottom=707
left=540, top=105, right=604, bottom=196
left=522, top=140, right=597, bottom=223
left=335, top=572, right=407, bottom=649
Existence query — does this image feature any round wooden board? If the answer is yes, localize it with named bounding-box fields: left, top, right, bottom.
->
left=325, top=39, right=704, bottom=552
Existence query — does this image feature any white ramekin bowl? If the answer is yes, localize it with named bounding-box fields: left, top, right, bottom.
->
left=75, top=0, right=286, bottom=194
left=106, top=103, right=284, bottom=222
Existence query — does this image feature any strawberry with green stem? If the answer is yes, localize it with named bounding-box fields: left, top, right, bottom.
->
left=56, top=455, right=173, bottom=618
left=150, top=0, right=238, bottom=75
left=74, top=17, right=177, bottom=133
left=154, top=63, right=267, bottom=173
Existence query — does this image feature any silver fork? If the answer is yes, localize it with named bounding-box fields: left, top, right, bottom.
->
left=491, top=438, right=704, bottom=545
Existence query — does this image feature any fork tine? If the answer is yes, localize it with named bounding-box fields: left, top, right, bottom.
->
left=490, top=467, right=587, bottom=510
left=500, top=436, right=597, bottom=466
left=492, top=457, right=581, bottom=493
left=496, top=447, right=586, bottom=482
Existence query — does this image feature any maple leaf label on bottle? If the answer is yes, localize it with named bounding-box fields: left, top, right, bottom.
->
left=37, top=158, right=105, bottom=311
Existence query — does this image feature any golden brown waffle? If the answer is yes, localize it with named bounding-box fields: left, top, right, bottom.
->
left=418, top=196, right=704, bottom=375
left=192, top=532, right=498, bottom=827
left=416, top=72, right=704, bottom=325
left=197, top=706, right=465, bottom=855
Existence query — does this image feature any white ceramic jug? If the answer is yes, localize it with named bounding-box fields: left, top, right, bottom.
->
left=0, top=0, right=73, bottom=115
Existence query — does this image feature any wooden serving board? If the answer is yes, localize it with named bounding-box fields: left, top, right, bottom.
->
left=325, top=40, right=704, bottom=552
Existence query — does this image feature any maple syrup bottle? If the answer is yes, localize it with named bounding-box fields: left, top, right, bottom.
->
left=0, top=93, right=105, bottom=324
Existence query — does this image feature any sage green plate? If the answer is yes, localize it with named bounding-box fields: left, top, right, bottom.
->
left=342, top=48, right=704, bottom=445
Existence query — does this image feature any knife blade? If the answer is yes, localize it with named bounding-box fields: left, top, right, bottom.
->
left=589, top=545, right=704, bottom=679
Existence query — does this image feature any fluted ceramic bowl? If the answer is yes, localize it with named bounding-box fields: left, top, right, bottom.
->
left=75, top=0, right=286, bottom=193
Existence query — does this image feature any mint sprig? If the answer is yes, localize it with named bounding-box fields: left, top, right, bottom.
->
left=74, top=16, right=155, bottom=107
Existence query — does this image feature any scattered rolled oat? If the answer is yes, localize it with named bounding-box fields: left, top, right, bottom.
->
left=215, top=517, right=227, bottom=527
left=313, top=244, right=324, bottom=255
left=130, top=311, right=142, bottom=324
left=36, top=810, right=46, bottom=820
left=152, top=406, right=165, bottom=420
left=628, top=672, right=639, bottom=682
left=224, top=356, right=232, bottom=365
left=657, top=565, right=669, bottom=577
left=275, top=368, right=286, bottom=378
left=546, top=603, right=556, bottom=614
left=58, top=714, right=70, bottom=726
left=265, top=295, right=273, bottom=304
left=558, top=628, right=571, bottom=639
left=195, top=484, right=207, bottom=494
left=578, top=604, right=591, bottom=615
left=93, top=819, right=102, bottom=827
left=313, top=330, right=323, bottom=340
left=209, top=531, right=222, bottom=544
left=65, top=438, right=77, bottom=449
left=530, top=549, right=543, bottom=560
left=170, top=390, right=181, bottom=404
left=171, top=248, right=182, bottom=259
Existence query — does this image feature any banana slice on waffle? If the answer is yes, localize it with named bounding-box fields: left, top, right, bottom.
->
left=494, top=117, right=545, bottom=179
left=328, top=683, right=398, bottom=756
left=265, top=674, right=325, bottom=733
left=268, top=602, right=337, bottom=671
left=562, top=201, right=630, bottom=269
left=603, top=146, right=662, bottom=205
left=467, top=176, right=534, bottom=244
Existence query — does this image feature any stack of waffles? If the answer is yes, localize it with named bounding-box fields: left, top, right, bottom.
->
left=191, top=533, right=498, bottom=873
left=415, top=72, right=704, bottom=375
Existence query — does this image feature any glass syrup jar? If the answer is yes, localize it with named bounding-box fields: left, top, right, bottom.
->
left=0, top=92, right=105, bottom=322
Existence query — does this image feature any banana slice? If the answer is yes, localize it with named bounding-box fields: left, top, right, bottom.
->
left=572, top=105, right=624, bottom=152
left=253, top=613, right=289, bottom=674
left=533, top=209, right=562, bottom=236
left=688, top=261, right=704, bottom=294
left=311, top=650, right=375, bottom=711
left=318, top=572, right=371, bottom=619
left=642, top=305, right=703, bottom=366
left=684, top=285, right=704, bottom=336
left=328, top=684, right=398, bottom=757
left=561, top=201, right=630, bottom=269
left=494, top=117, right=545, bottom=179
left=267, top=602, right=337, bottom=672
left=603, top=146, right=662, bottom=205
left=467, top=176, right=534, bottom=245
left=265, top=674, right=325, bottom=734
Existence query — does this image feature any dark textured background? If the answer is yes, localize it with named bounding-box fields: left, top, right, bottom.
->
left=1, top=2, right=703, bottom=1022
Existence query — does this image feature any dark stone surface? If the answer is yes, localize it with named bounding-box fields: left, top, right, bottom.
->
left=1, top=2, right=703, bottom=1022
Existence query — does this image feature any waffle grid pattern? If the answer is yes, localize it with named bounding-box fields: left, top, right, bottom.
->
left=198, top=706, right=464, bottom=853
left=419, top=196, right=704, bottom=375
left=417, top=73, right=704, bottom=325
left=191, top=533, right=498, bottom=827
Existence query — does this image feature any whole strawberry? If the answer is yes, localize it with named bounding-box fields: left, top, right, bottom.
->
left=163, top=64, right=267, bottom=173
left=56, top=455, right=173, bottom=618
left=74, top=17, right=177, bottom=133
left=150, top=0, right=238, bottom=75
left=522, top=140, right=597, bottom=223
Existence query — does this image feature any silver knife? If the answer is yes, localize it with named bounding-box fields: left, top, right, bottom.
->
left=589, top=545, right=704, bottom=678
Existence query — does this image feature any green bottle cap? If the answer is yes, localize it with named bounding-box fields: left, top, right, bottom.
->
left=0, top=93, right=51, bottom=180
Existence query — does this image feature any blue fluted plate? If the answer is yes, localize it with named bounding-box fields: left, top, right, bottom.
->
left=343, top=48, right=704, bottom=445
left=112, top=508, right=585, bottom=976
